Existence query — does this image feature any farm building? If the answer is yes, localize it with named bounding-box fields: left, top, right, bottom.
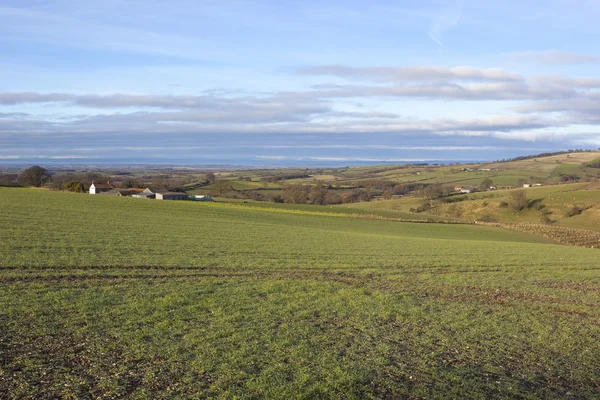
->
left=156, top=192, right=189, bottom=201
left=190, top=195, right=214, bottom=202
left=132, top=188, right=156, bottom=199
left=100, top=189, right=134, bottom=197
left=133, top=192, right=155, bottom=199
left=89, top=182, right=114, bottom=194
left=455, top=185, right=473, bottom=194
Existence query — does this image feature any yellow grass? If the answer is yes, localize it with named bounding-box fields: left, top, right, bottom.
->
left=481, top=151, right=600, bottom=172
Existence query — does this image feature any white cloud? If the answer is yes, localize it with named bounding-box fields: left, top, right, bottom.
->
left=0, top=65, right=599, bottom=149
left=298, top=65, right=522, bottom=82
left=256, top=156, right=435, bottom=162
left=510, top=50, right=600, bottom=64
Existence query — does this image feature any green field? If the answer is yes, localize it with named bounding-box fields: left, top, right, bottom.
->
left=1, top=188, right=600, bottom=398
left=218, top=199, right=458, bottom=222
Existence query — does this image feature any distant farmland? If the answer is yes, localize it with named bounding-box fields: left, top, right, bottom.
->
left=1, top=188, right=599, bottom=398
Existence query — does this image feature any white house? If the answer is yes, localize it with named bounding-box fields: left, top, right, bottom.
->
left=89, top=182, right=113, bottom=194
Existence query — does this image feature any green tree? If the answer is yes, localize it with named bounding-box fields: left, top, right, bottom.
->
left=62, top=181, right=85, bottom=193
left=18, top=166, right=51, bottom=187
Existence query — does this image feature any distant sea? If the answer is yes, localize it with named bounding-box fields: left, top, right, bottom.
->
left=0, top=157, right=484, bottom=170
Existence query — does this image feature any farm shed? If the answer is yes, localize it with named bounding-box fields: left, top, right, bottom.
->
left=89, top=182, right=114, bottom=194
left=190, top=195, right=214, bottom=202
left=156, top=192, right=189, bottom=200
left=133, top=192, right=155, bottom=199
left=100, top=189, right=134, bottom=197
left=456, top=186, right=475, bottom=194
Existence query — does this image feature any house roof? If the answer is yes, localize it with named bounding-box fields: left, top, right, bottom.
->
left=100, top=188, right=133, bottom=195
left=158, top=192, right=188, bottom=196
left=92, top=183, right=113, bottom=189
left=99, top=189, right=118, bottom=195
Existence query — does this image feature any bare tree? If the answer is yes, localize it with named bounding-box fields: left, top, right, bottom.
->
left=480, top=178, right=493, bottom=191
left=509, top=190, right=528, bottom=211
left=18, top=166, right=51, bottom=187
left=209, top=180, right=232, bottom=197
left=324, top=191, right=342, bottom=204
left=0, top=174, right=18, bottom=187
left=282, top=184, right=309, bottom=204
left=309, top=183, right=328, bottom=205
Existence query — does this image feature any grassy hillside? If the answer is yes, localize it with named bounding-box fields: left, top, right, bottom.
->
left=308, top=150, right=600, bottom=188
left=481, top=151, right=600, bottom=172
left=217, top=199, right=458, bottom=222
left=0, top=188, right=556, bottom=269
left=1, top=188, right=599, bottom=398
left=339, top=182, right=600, bottom=233
left=169, top=151, right=600, bottom=217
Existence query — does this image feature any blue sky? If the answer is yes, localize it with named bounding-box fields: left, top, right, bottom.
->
left=1, top=0, right=600, bottom=165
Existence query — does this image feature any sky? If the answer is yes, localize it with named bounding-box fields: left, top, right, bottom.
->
left=1, top=0, right=600, bottom=165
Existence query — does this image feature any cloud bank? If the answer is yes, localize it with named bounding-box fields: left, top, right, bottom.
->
left=1, top=63, right=599, bottom=163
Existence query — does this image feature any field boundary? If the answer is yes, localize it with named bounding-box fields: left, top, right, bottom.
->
left=203, top=201, right=469, bottom=225
left=476, top=221, right=600, bottom=248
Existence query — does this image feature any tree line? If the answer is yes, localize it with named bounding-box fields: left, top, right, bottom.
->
left=0, top=166, right=192, bottom=193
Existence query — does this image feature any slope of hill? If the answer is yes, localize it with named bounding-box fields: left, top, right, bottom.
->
left=481, top=151, right=600, bottom=172
left=1, top=188, right=600, bottom=398
left=339, top=182, right=600, bottom=236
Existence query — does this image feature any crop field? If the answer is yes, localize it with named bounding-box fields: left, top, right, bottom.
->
left=1, top=188, right=600, bottom=398
left=219, top=199, right=457, bottom=222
